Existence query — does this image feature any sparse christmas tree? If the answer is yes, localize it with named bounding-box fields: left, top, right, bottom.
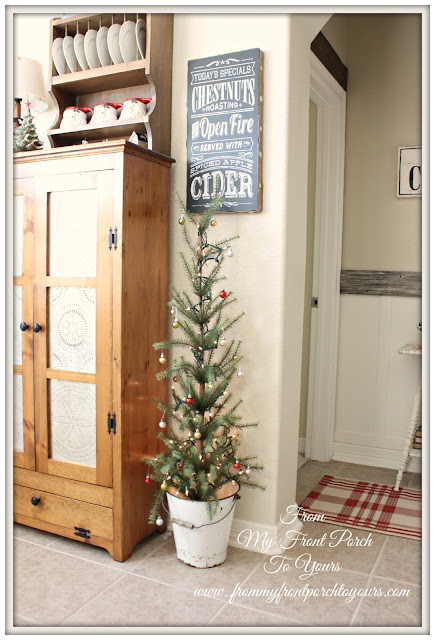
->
left=144, top=197, right=264, bottom=524
left=13, top=101, right=43, bottom=152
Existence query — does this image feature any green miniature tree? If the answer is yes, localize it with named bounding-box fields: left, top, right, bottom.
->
left=14, top=104, right=43, bottom=152
left=144, top=197, right=263, bottom=524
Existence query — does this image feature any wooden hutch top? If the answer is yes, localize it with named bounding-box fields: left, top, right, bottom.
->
left=47, top=13, right=173, bottom=156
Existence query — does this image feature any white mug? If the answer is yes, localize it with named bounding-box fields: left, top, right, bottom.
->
left=90, top=102, right=123, bottom=126
left=119, top=97, right=152, bottom=120
left=60, top=106, right=93, bottom=130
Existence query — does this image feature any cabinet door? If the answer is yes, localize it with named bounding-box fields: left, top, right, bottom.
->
left=13, top=179, right=35, bottom=470
left=33, top=170, right=114, bottom=487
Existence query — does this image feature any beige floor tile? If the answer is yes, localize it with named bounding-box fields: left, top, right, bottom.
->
left=278, top=520, right=385, bottom=575
left=48, top=531, right=171, bottom=571
left=337, top=464, right=398, bottom=486
left=13, top=539, right=43, bottom=564
left=13, top=523, right=59, bottom=547
left=228, top=563, right=369, bottom=625
left=13, top=613, right=43, bottom=627
left=352, top=576, right=421, bottom=627
left=374, top=535, right=421, bottom=586
left=14, top=548, right=122, bottom=625
left=297, top=461, right=344, bottom=488
left=62, top=574, right=223, bottom=626
left=404, top=473, right=422, bottom=490
left=211, top=603, right=299, bottom=626
left=131, top=538, right=263, bottom=598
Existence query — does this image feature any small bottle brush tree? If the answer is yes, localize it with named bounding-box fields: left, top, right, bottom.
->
left=13, top=103, right=43, bottom=152
left=144, top=197, right=264, bottom=524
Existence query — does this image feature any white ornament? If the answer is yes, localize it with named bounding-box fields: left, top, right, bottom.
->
left=237, top=367, right=244, bottom=378
left=220, top=337, right=227, bottom=346
left=158, top=419, right=166, bottom=429
left=170, top=307, right=175, bottom=315
left=156, top=515, right=164, bottom=526
left=226, top=246, right=234, bottom=257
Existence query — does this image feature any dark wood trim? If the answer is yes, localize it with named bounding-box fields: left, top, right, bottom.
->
left=340, top=270, right=422, bottom=297
left=311, top=31, right=348, bottom=92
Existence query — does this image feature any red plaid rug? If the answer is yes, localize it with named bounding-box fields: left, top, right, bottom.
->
left=299, top=475, right=421, bottom=539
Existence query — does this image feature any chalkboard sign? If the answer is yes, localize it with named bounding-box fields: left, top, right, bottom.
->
left=187, top=48, right=263, bottom=213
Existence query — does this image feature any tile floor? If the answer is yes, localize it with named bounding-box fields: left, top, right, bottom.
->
left=12, top=461, right=422, bottom=629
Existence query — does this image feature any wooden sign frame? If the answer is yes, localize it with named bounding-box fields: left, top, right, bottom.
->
left=186, top=48, right=263, bottom=214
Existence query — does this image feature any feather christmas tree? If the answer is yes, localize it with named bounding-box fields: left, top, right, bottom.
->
left=144, top=197, right=264, bottom=524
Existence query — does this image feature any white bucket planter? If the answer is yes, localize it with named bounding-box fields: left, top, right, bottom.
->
left=166, top=483, right=239, bottom=568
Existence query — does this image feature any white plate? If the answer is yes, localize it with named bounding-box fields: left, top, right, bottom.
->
left=52, top=37, right=69, bottom=75
left=107, top=23, right=123, bottom=65
left=84, top=29, right=99, bottom=69
left=96, top=26, right=111, bottom=67
left=63, top=36, right=78, bottom=73
left=135, top=19, right=146, bottom=59
left=74, top=33, right=89, bottom=71
left=119, top=21, right=137, bottom=63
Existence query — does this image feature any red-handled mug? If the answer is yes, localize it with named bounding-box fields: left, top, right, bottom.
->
left=60, top=106, right=93, bottom=130
left=90, top=102, right=123, bottom=125
left=119, top=97, right=152, bottom=121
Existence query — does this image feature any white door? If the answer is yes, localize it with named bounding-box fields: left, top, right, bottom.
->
left=304, top=53, right=346, bottom=462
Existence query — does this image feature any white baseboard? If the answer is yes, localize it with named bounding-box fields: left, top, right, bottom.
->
left=229, top=512, right=303, bottom=556
left=333, top=442, right=422, bottom=473
left=298, top=437, right=306, bottom=453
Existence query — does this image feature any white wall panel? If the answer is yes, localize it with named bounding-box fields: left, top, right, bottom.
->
left=334, top=294, right=422, bottom=467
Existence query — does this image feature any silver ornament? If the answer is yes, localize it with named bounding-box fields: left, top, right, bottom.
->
left=156, top=515, right=164, bottom=526
left=237, top=367, right=244, bottom=378
left=220, top=337, right=227, bottom=346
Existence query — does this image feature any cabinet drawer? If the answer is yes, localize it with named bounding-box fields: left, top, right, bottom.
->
left=14, top=484, right=113, bottom=540
left=14, top=468, right=113, bottom=508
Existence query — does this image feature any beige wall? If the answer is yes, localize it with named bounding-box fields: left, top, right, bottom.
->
left=322, top=14, right=349, bottom=66
left=171, top=14, right=292, bottom=526
left=13, top=13, right=59, bottom=148
left=325, top=13, right=422, bottom=272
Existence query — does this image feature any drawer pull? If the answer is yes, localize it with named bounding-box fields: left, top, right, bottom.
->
left=74, top=526, right=91, bottom=539
left=31, top=497, right=40, bottom=506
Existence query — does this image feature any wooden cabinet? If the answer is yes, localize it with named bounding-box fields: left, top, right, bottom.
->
left=13, top=140, right=174, bottom=561
left=47, top=13, right=173, bottom=155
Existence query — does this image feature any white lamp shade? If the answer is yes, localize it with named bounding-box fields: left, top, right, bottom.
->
left=15, top=57, right=48, bottom=113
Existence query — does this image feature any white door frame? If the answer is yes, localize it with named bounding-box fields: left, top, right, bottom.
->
left=305, top=53, right=346, bottom=461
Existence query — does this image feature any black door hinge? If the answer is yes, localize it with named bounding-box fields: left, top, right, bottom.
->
left=74, top=526, right=91, bottom=539
left=108, top=226, right=118, bottom=250
left=107, top=411, right=116, bottom=435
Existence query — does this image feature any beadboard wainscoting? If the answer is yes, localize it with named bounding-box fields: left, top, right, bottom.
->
left=333, top=294, right=422, bottom=471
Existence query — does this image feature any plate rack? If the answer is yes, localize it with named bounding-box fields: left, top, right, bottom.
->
left=47, top=13, right=173, bottom=154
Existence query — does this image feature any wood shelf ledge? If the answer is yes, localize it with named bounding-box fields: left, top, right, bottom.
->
left=51, top=59, right=150, bottom=94
left=48, top=116, right=149, bottom=144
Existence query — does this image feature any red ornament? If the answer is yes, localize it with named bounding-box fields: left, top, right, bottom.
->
left=219, top=290, right=227, bottom=299
left=173, top=375, right=178, bottom=382
left=145, top=476, right=151, bottom=484
left=234, top=462, right=240, bottom=469
left=186, top=395, right=193, bottom=405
